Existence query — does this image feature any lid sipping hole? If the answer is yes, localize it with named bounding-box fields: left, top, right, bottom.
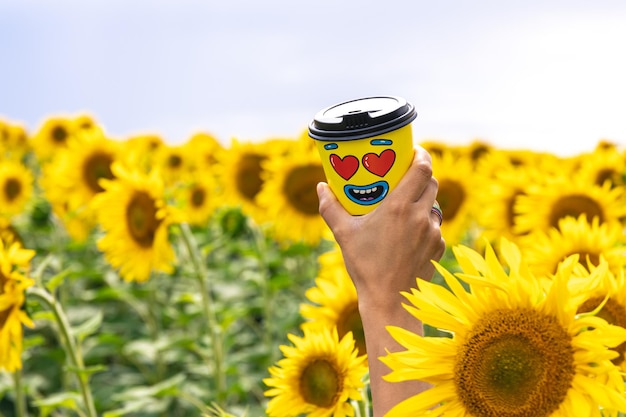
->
left=343, top=112, right=371, bottom=129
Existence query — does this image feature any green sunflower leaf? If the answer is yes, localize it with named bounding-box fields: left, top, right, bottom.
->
left=32, top=391, right=82, bottom=417
left=71, top=309, right=103, bottom=342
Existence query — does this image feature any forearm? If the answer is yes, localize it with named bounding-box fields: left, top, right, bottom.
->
left=360, top=300, right=431, bottom=416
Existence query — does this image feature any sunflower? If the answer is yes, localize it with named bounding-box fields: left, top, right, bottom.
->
left=73, top=113, right=102, bottom=134
left=39, top=131, right=120, bottom=242
left=301, top=247, right=365, bottom=356
left=431, top=148, right=478, bottom=246
left=92, top=163, right=176, bottom=282
left=573, top=146, right=626, bottom=189
left=380, top=238, right=626, bottom=416
left=29, top=114, right=101, bottom=162
left=257, top=137, right=328, bottom=246
left=173, top=175, right=217, bottom=226
left=417, top=139, right=449, bottom=159
left=184, top=131, right=224, bottom=173
left=518, top=215, right=626, bottom=278
left=595, top=139, right=619, bottom=152
left=571, top=262, right=626, bottom=375
left=473, top=147, right=563, bottom=183
left=214, top=138, right=290, bottom=225
left=0, top=240, right=35, bottom=371
left=455, top=139, right=494, bottom=166
left=153, top=143, right=194, bottom=188
left=472, top=150, right=547, bottom=246
left=119, top=134, right=165, bottom=174
left=514, top=170, right=626, bottom=236
left=264, top=325, right=368, bottom=417
left=0, top=160, right=34, bottom=218
left=0, top=119, right=30, bottom=159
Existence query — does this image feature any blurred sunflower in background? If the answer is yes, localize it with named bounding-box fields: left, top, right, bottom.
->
left=418, top=139, right=448, bottom=159
left=40, top=130, right=120, bottom=242
left=153, top=143, right=194, bottom=188
left=572, top=262, right=626, bottom=376
left=0, top=159, right=34, bottom=219
left=120, top=133, right=165, bottom=174
left=29, top=113, right=101, bottom=162
left=300, top=246, right=365, bottom=356
left=173, top=175, right=217, bottom=227
left=264, top=325, right=368, bottom=417
left=518, top=215, right=626, bottom=278
left=455, top=139, right=494, bottom=166
left=257, top=135, right=328, bottom=246
left=573, top=144, right=626, bottom=189
left=0, top=118, right=31, bottom=160
left=472, top=150, right=545, bottom=246
left=214, top=138, right=289, bottom=226
left=381, top=239, right=626, bottom=416
left=184, top=131, right=224, bottom=173
left=0, top=240, right=35, bottom=372
left=92, top=163, right=176, bottom=282
left=514, top=170, right=626, bottom=236
left=431, top=148, right=478, bottom=246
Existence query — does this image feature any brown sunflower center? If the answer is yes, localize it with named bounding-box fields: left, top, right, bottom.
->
left=578, top=296, right=626, bottom=366
left=454, top=308, right=574, bottom=417
left=168, top=154, right=182, bottom=169
left=3, top=177, right=22, bottom=202
left=283, top=164, right=325, bottom=216
left=300, top=358, right=342, bottom=407
left=51, top=125, right=68, bottom=144
left=549, top=195, right=604, bottom=228
left=506, top=190, right=525, bottom=231
left=571, top=250, right=600, bottom=268
left=422, top=144, right=444, bottom=158
left=125, top=191, right=161, bottom=248
left=470, top=144, right=490, bottom=162
left=596, top=168, right=621, bottom=188
left=437, top=179, right=465, bottom=221
left=235, top=153, right=266, bottom=202
left=337, top=303, right=366, bottom=356
left=83, top=152, right=114, bottom=193
left=190, top=186, right=206, bottom=208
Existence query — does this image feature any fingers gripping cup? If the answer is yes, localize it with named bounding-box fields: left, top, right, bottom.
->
left=309, top=96, right=417, bottom=215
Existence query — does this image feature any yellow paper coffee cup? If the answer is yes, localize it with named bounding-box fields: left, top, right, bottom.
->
left=308, top=96, right=417, bottom=215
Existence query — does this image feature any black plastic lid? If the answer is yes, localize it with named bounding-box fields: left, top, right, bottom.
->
left=308, top=95, right=417, bottom=141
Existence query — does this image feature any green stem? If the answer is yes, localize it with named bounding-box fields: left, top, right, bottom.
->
left=146, top=278, right=166, bottom=382
left=250, top=227, right=274, bottom=360
left=178, top=223, right=225, bottom=401
left=27, top=286, right=98, bottom=417
left=13, top=370, right=27, bottom=417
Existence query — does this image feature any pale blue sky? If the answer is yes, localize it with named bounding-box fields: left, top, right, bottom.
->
left=1, top=0, right=625, bottom=156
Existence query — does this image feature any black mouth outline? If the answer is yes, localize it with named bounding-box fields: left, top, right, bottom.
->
left=344, top=181, right=389, bottom=205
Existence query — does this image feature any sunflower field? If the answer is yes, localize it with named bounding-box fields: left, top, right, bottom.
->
left=1, top=113, right=626, bottom=417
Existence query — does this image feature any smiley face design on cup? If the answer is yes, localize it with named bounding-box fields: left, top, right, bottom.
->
left=309, top=96, right=417, bottom=215
left=316, top=124, right=414, bottom=214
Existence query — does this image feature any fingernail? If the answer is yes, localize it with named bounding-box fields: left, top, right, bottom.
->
left=316, top=182, right=326, bottom=197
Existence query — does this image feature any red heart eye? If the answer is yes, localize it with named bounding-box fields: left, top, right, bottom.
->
left=329, top=154, right=359, bottom=180
left=362, top=149, right=396, bottom=177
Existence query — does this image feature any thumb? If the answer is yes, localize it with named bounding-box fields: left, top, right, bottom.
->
left=317, top=182, right=350, bottom=231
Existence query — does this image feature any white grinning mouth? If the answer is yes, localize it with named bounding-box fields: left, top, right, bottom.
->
left=351, top=186, right=379, bottom=201
left=344, top=181, right=389, bottom=205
